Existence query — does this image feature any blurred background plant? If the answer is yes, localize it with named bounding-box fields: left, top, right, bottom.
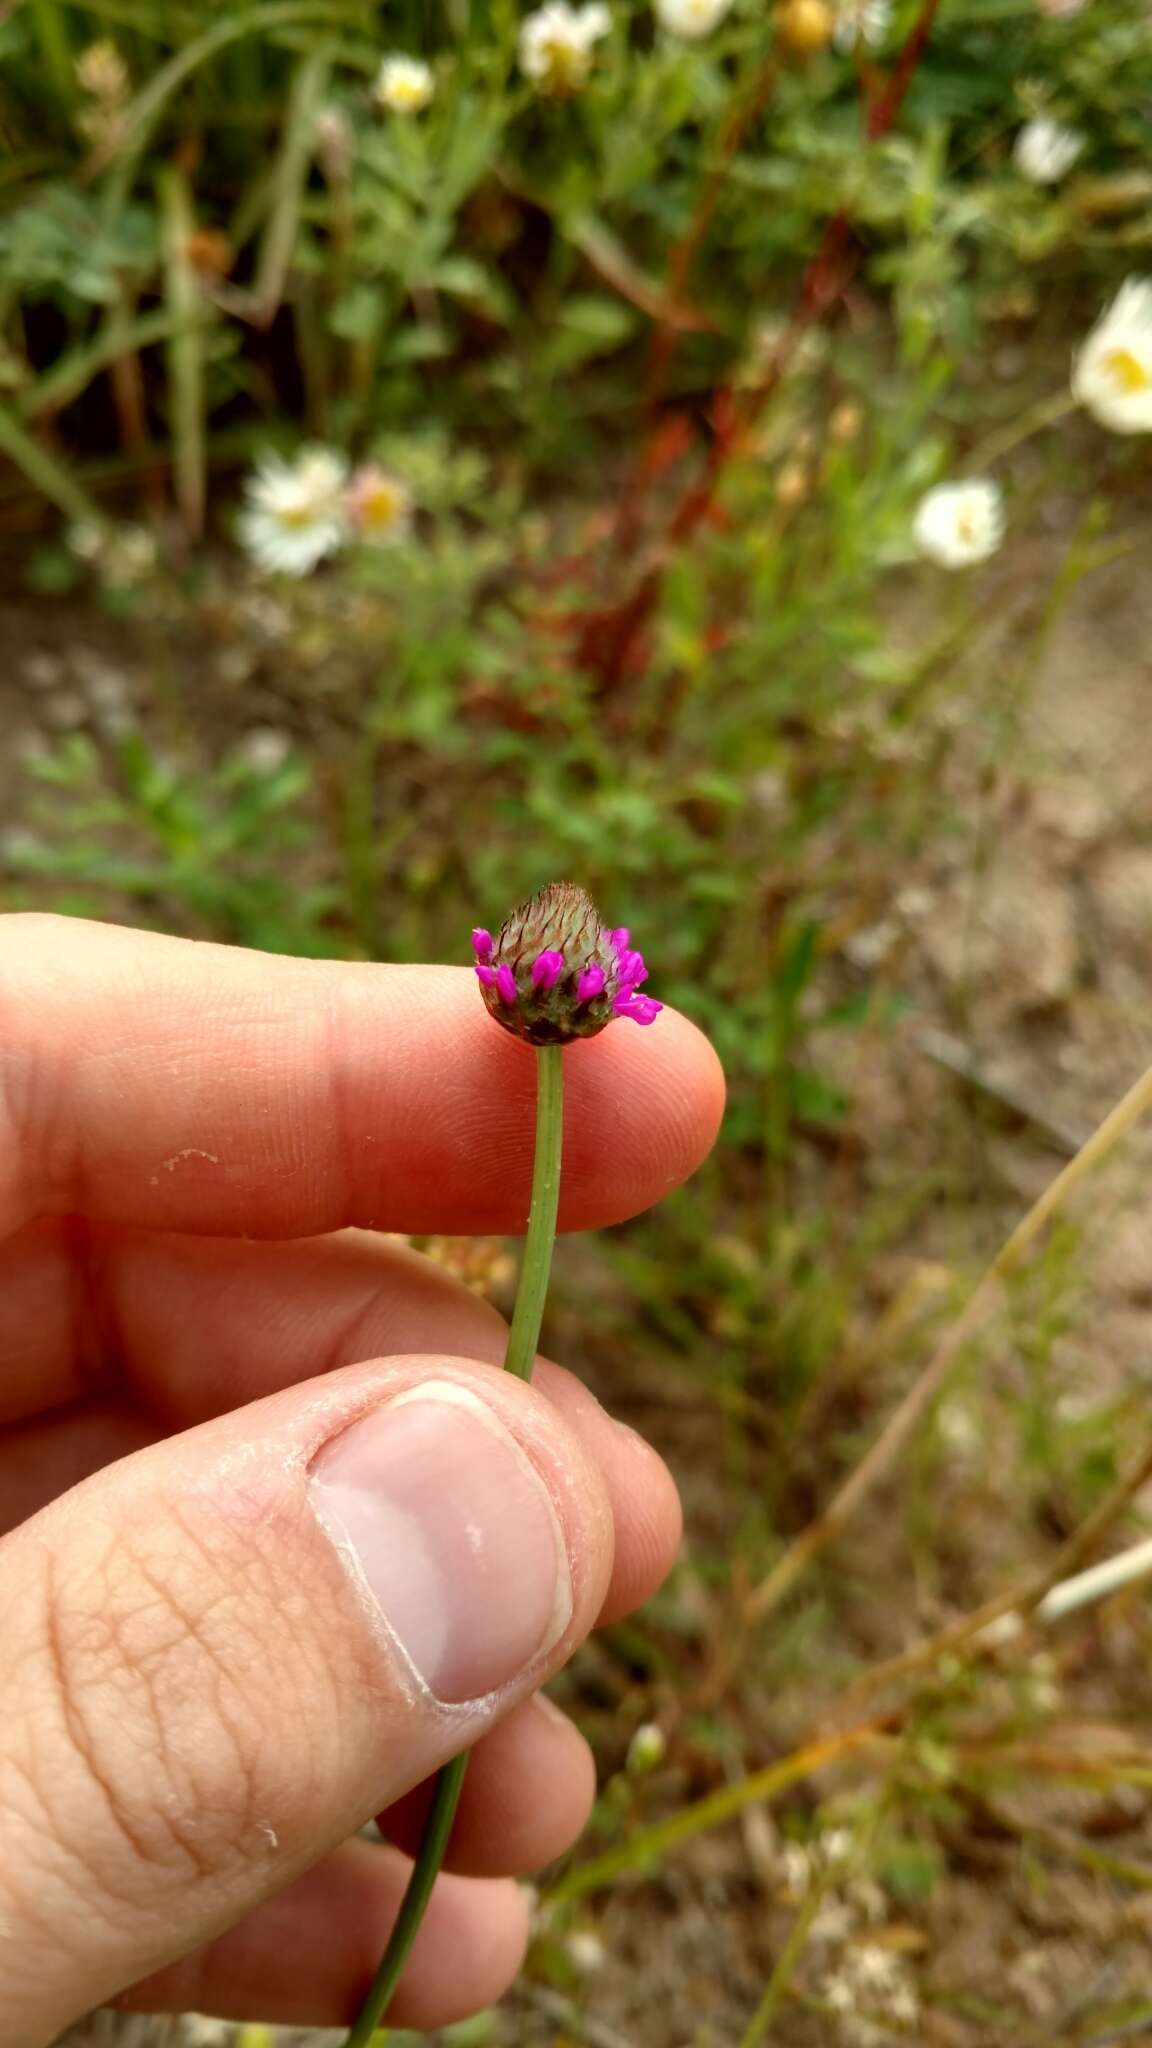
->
left=9, top=0, right=1152, bottom=2041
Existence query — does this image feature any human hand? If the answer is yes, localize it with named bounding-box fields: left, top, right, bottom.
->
left=0, top=917, right=723, bottom=2045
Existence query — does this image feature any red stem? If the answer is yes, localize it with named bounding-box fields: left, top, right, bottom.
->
left=575, top=0, right=943, bottom=690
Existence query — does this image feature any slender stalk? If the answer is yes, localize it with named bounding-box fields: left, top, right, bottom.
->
left=342, top=1045, right=565, bottom=2046
left=159, top=165, right=207, bottom=540
left=738, top=1876, right=829, bottom=2048
left=0, top=401, right=106, bottom=526
left=503, top=1044, right=565, bottom=1380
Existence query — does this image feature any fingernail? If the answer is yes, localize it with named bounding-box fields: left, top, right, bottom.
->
left=309, top=1381, right=573, bottom=1704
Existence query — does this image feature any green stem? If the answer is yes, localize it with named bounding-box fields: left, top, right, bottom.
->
left=965, top=388, right=1077, bottom=476
left=503, top=1044, right=565, bottom=1380
left=342, top=1045, right=565, bottom=2048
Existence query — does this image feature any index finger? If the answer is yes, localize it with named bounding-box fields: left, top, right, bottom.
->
left=0, top=916, right=724, bottom=1238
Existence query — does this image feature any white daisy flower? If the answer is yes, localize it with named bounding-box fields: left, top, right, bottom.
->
left=373, top=54, right=435, bottom=113
left=518, top=2, right=611, bottom=95
left=913, top=480, right=1004, bottom=570
left=344, top=464, right=413, bottom=546
left=833, top=0, right=891, bottom=51
left=239, top=447, right=349, bottom=577
left=1072, top=277, right=1152, bottom=434
left=1013, top=117, right=1084, bottom=185
left=655, top=0, right=732, bottom=37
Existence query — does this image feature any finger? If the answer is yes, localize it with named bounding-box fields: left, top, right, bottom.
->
left=0, top=1225, right=683, bottom=1624
left=382, top=1692, right=595, bottom=1876
left=0, top=1354, right=613, bottom=2045
left=0, top=915, right=724, bottom=1238
left=122, top=1839, right=529, bottom=2029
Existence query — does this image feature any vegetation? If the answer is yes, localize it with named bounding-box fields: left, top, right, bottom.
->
left=5, top=0, right=1152, bottom=2038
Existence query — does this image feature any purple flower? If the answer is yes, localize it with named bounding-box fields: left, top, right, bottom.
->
left=470, top=882, right=664, bottom=1046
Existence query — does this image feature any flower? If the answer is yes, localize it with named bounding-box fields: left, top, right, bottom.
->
left=912, top=480, right=1004, bottom=569
left=472, top=882, right=663, bottom=1045
left=518, top=3, right=611, bottom=95
left=655, top=0, right=732, bottom=37
left=779, top=0, right=835, bottom=50
left=1013, top=117, right=1084, bottom=184
left=238, top=447, right=349, bottom=576
left=75, top=39, right=128, bottom=101
left=565, top=1929, right=608, bottom=1973
left=626, top=1722, right=667, bottom=1772
left=373, top=54, right=435, bottom=113
left=344, top=465, right=413, bottom=546
left=1072, top=277, right=1152, bottom=434
left=832, top=0, right=891, bottom=51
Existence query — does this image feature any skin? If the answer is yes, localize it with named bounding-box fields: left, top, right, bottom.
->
left=0, top=916, right=724, bottom=2041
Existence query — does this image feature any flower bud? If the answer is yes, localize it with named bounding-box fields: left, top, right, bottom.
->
left=472, top=881, right=662, bottom=1046
left=626, top=1722, right=667, bottom=1774
left=778, top=0, right=835, bottom=53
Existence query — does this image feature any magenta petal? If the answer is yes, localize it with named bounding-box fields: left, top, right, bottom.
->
left=472, top=927, right=493, bottom=963
left=495, top=963, right=518, bottom=1004
left=614, top=992, right=663, bottom=1025
left=531, top=948, right=565, bottom=992
left=616, top=948, right=647, bottom=990
left=577, top=962, right=606, bottom=1002
left=606, top=927, right=629, bottom=955
left=475, top=963, right=497, bottom=987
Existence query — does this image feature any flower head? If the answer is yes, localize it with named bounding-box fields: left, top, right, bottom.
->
left=832, top=0, right=891, bottom=52
left=344, top=464, right=413, bottom=545
left=518, top=3, right=611, bottom=95
left=373, top=54, right=435, bottom=113
left=655, top=0, right=732, bottom=37
left=913, top=479, right=1004, bottom=570
left=238, top=447, right=349, bottom=577
left=76, top=39, right=129, bottom=101
left=1014, top=117, right=1084, bottom=185
left=472, top=882, right=663, bottom=1045
left=1072, top=277, right=1152, bottom=434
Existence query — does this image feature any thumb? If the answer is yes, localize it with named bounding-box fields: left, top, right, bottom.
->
left=0, top=1356, right=613, bottom=2045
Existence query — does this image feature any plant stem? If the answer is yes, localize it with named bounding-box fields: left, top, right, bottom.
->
left=342, top=1044, right=565, bottom=2046
left=503, top=1044, right=565, bottom=1381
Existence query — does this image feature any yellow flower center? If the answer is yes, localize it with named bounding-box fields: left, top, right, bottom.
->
left=360, top=482, right=403, bottom=532
left=391, top=79, right=426, bottom=107
left=956, top=507, right=978, bottom=544
left=540, top=37, right=585, bottom=89
left=278, top=504, right=318, bottom=530
left=1102, top=346, right=1152, bottom=396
